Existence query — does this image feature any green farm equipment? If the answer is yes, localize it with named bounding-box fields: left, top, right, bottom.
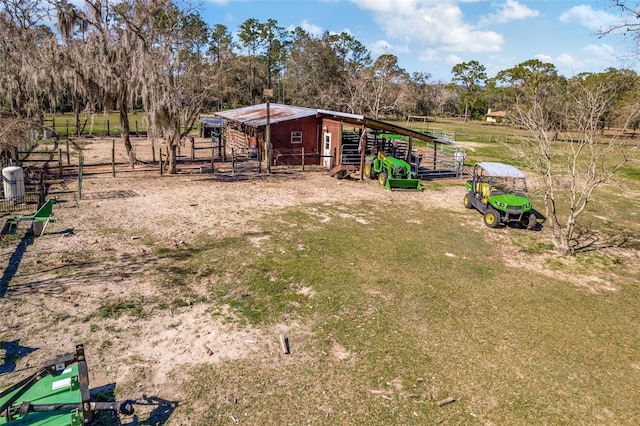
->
left=0, top=344, right=133, bottom=425
left=464, top=162, right=537, bottom=229
left=364, top=152, right=422, bottom=191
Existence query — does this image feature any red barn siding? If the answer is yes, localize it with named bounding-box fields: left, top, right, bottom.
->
left=268, top=116, right=320, bottom=166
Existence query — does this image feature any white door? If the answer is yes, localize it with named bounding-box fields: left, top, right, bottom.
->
left=323, top=132, right=332, bottom=168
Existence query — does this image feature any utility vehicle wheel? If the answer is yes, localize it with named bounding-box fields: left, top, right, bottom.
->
left=378, top=172, right=388, bottom=187
left=463, top=193, right=473, bottom=209
left=484, top=207, right=500, bottom=228
left=523, top=213, right=537, bottom=230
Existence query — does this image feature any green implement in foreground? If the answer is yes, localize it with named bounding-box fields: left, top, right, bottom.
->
left=0, top=344, right=132, bottom=426
left=364, top=152, right=423, bottom=191
left=5, top=199, right=55, bottom=237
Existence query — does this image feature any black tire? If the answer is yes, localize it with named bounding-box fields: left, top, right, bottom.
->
left=378, top=172, right=388, bottom=187
left=463, top=193, right=473, bottom=209
left=524, top=213, right=537, bottom=230
left=484, top=207, right=500, bottom=228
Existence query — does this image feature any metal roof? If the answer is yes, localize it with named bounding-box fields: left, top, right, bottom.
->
left=476, top=162, right=526, bottom=178
left=209, top=103, right=438, bottom=144
left=213, top=103, right=317, bottom=127
left=316, top=109, right=364, bottom=121
left=200, top=115, right=225, bottom=127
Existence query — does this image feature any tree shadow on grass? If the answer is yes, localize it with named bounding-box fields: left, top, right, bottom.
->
left=0, top=339, right=38, bottom=375
left=0, top=235, right=33, bottom=298
left=572, top=226, right=640, bottom=253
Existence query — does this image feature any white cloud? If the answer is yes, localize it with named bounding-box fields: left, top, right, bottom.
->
left=535, top=54, right=553, bottom=63
left=582, top=43, right=616, bottom=58
left=371, top=40, right=410, bottom=56
left=419, top=48, right=441, bottom=62
left=299, top=20, right=323, bottom=37
left=351, top=0, right=504, bottom=54
left=478, top=0, right=539, bottom=26
left=445, top=54, right=463, bottom=65
left=559, top=5, right=616, bottom=32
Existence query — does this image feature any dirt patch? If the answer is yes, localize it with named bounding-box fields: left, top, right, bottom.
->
left=2, top=137, right=636, bottom=424
left=0, top=137, right=465, bottom=423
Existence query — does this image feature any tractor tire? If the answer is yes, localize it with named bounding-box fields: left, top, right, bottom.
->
left=378, top=172, right=388, bottom=188
left=463, top=193, right=473, bottom=209
left=484, top=207, right=500, bottom=228
left=364, top=163, right=375, bottom=179
left=523, top=213, right=537, bottom=230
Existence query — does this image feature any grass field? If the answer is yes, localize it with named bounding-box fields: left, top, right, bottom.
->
left=14, top=114, right=640, bottom=424
left=164, top=199, right=640, bottom=424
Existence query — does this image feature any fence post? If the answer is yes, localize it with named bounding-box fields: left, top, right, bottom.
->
left=332, top=147, right=336, bottom=169
left=257, top=146, right=262, bottom=174
left=232, top=148, right=236, bottom=176
left=112, top=139, right=116, bottom=177
left=58, top=148, right=63, bottom=178
left=66, top=140, right=70, bottom=165
left=159, top=147, right=164, bottom=176
left=77, top=151, right=83, bottom=201
left=106, top=120, right=110, bottom=137
left=211, top=144, right=216, bottom=174
left=191, top=137, right=195, bottom=160
left=301, top=147, right=305, bottom=172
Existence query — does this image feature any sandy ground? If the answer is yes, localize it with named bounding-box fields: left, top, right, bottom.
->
left=1, top=137, right=637, bottom=424
left=0, top=137, right=468, bottom=424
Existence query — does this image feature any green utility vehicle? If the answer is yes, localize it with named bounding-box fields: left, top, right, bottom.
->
left=464, top=162, right=537, bottom=229
left=364, top=152, right=422, bottom=191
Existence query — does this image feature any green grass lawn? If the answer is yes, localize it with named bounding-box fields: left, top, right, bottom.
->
left=44, top=111, right=201, bottom=136
left=151, top=199, right=640, bottom=424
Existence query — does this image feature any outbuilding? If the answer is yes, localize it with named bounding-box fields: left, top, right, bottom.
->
left=201, top=103, right=463, bottom=177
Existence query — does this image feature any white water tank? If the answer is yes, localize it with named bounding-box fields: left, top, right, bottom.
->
left=3, top=166, right=25, bottom=204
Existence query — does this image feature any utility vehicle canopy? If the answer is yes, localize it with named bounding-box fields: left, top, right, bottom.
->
left=476, top=162, right=526, bottom=179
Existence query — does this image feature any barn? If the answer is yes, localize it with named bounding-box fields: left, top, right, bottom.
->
left=202, top=103, right=464, bottom=177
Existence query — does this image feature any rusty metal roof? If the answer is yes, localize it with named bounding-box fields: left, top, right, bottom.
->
left=213, top=103, right=317, bottom=127
left=210, top=103, right=438, bottom=143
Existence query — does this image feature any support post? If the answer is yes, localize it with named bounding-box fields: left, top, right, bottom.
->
left=112, top=139, right=116, bottom=177
left=211, top=144, right=216, bottom=174
left=301, top=147, right=305, bottom=172
left=232, top=148, right=236, bottom=176
left=58, top=148, right=63, bottom=178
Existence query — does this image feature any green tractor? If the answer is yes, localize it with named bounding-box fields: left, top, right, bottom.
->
left=464, top=162, right=537, bottom=229
left=364, top=152, right=422, bottom=191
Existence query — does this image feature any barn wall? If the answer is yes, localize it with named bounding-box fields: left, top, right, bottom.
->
left=224, top=127, right=251, bottom=154
left=269, top=116, right=320, bottom=165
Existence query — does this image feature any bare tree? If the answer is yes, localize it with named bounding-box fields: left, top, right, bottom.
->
left=511, top=74, right=639, bottom=255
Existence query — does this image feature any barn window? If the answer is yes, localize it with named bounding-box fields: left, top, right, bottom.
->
left=291, top=131, right=302, bottom=144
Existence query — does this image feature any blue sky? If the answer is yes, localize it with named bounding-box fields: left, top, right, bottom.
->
left=200, top=0, right=635, bottom=82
